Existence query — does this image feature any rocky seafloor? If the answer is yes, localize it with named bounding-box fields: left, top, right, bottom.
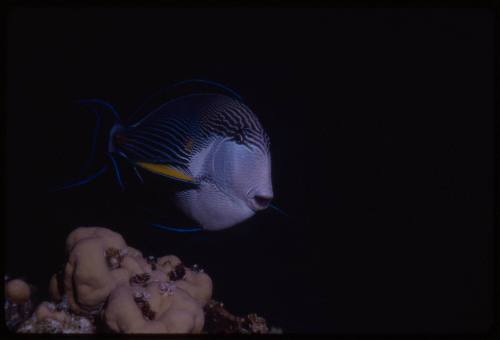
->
left=4, top=226, right=282, bottom=334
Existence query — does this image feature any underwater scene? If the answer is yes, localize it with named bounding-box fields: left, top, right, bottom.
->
left=5, top=8, right=495, bottom=334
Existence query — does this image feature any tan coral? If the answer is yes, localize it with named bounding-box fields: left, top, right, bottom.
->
left=104, top=260, right=212, bottom=333
left=155, top=255, right=212, bottom=305
left=120, top=247, right=153, bottom=276
left=103, top=281, right=204, bottom=333
left=49, top=273, right=63, bottom=302
left=156, top=255, right=183, bottom=274
left=176, top=267, right=212, bottom=306
left=34, top=302, right=69, bottom=324
left=5, top=278, right=31, bottom=304
left=60, top=226, right=212, bottom=333
left=63, top=227, right=151, bottom=315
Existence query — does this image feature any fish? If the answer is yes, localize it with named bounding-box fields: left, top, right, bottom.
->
left=53, top=80, right=275, bottom=231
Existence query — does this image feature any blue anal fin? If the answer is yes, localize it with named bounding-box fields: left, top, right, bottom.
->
left=151, top=223, right=203, bottom=233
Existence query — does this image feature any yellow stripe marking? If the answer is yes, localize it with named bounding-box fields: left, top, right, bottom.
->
left=136, top=162, right=194, bottom=182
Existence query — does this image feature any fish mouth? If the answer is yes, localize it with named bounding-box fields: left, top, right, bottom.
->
left=247, top=196, right=273, bottom=211
left=246, top=189, right=273, bottom=212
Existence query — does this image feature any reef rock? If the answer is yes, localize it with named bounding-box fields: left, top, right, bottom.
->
left=17, top=300, right=94, bottom=334
left=5, top=226, right=279, bottom=334
left=4, top=277, right=34, bottom=331
left=57, top=226, right=212, bottom=333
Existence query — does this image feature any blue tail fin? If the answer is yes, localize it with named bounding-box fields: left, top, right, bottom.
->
left=50, top=99, right=123, bottom=192
left=50, top=165, right=108, bottom=192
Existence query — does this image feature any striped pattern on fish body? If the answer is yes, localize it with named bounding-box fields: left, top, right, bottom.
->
left=113, top=93, right=270, bottom=181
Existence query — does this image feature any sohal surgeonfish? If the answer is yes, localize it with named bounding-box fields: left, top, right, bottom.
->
left=55, top=80, right=275, bottom=232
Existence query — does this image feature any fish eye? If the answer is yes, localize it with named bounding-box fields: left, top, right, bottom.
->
left=232, top=128, right=246, bottom=144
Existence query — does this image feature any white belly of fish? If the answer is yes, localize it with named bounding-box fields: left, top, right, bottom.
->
left=174, top=139, right=255, bottom=230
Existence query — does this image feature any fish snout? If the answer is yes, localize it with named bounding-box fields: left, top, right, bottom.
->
left=249, top=193, right=273, bottom=211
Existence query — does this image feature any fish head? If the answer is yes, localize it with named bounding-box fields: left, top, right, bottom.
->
left=175, top=137, right=273, bottom=230
left=212, top=137, right=274, bottom=213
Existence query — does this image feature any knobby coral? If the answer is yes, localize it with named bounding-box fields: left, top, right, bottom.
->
left=57, top=227, right=212, bottom=333
left=6, top=226, right=278, bottom=334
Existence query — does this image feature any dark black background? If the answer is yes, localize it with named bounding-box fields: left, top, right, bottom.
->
left=5, top=8, right=495, bottom=333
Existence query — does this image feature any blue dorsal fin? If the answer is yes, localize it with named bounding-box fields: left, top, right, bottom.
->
left=126, top=79, right=244, bottom=125
left=77, top=98, right=121, bottom=122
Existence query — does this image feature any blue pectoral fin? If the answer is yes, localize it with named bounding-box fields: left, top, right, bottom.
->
left=133, top=166, right=144, bottom=184
left=49, top=165, right=108, bottom=192
left=269, top=202, right=288, bottom=217
left=151, top=223, right=203, bottom=233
